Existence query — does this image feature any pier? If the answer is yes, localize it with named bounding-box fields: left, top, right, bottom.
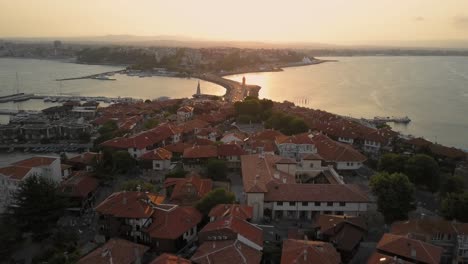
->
left=194, top=73, right=261, bottom=102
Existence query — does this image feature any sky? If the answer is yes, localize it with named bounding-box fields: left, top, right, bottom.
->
left=1, top=0, right=468, bottom=45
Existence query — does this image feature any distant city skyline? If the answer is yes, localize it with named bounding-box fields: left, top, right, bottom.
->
left=1, top=0, right=468, bottom=47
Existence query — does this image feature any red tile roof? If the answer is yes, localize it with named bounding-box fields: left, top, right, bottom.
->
left=281, top=239, right=341, bottom=264
left=376, top=233, right=443, bottom=264
left=390, top=219, right=468, bottom=238
left=314, top=215, right=367, bottom=252
left=218, top=143, right=246, bottom=157
left=183, top=145, right=218, bottom=159
left=60, top=171, right=99, bottom=198
left=275, top=133, right=314, bottom=145
left=367, top=252, right=412, bottom=264
left=95, top=191, right=165, bottom=219
left=77, top=238, right=149, bottom=264
left=251, top=129, right=284, bottom=141
left=311, top=134, right=367, bottom=162
left=145, top=205, right=202, bottom=240
left=164, top=174, right=213, bottom=204
left=191, top=240, right=262, bottom=264
left=179, top=119, right=209, bottom=134
left=149, top=253, right=191, bottom=264
left=139, top=148, right=172, bottom=161
left=12, top=156, right=57, bottom=167
left=68, top=152, right=102, bottom=165
left=264, top=183, right=369, bottom=202
left=200, top=216, right=263, bottom=248
left=209, top=204, right=253, bottom=221
left=0, top=156, right=59, bottom=180
left=0, top=165, right=32, bottom=180
left=164, top=142, right=193, bottom=154
left=178, top=106, right=194, bottom=113
left=315, top=214, right=367, bottom=234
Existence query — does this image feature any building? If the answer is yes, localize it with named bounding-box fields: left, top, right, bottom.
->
left=0, top=156, right=61, bottom=212
left=66, top=152, right=102, bottom=171
left=177, top=106, right=194, bottom=122
left=369, top=233, right=443, bottom=264
left=60, top=171, right=99, bottom=213
left=149, top=253, right=191, bottom=264
left=143, top=204, right=202, bottom=253
left=164, top=174, right=212, bottom=205
left=139, top=148, right=172, bottom=171
left=182, top=145, right=218, bottom=170
left=280, top=239, right=341, bottom=264
left=208, top=204, right=253, bottom=222
left=217, top=143, right=247, bottom=169
left=220, top=132, right=247, bottom=145
left=76, top=238, right=149, bottom=264
left=275, top=133, right=317, bottom=160
left=241, top=154, right=369, bottom=221
left=313, top=214, right=367, bottom=262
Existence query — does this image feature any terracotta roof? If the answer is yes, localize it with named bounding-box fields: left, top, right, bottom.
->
left=406, top=137, right=432, bottom=147
left=95, top=191, right=165, bottom=219
left=390, top=219, right=468, bottom=238
left=218, top=143, right=246, bottom=157
left=149, top=253, right=191, bottom=264
left=275, top=133, right=314, bottom=145
left=376, top=233, right=443, bottom=264
left=241, top=154, right=296, bottom=193
left=315, top=214, right=367, bottom=234
left=68, top=152, right=102, bottom=165
left=311, top=134, right=367, bottom=162
left=209, top=204, right=253, bottom=221
left=77, top=238, right=149, bottom=264
left=164, top=175, right=213, bottom=203
left=264, top=183, right=370, bottom=202
left=303, top=153, right=323, bottom=160
left=164, top=142, right=193, bottom=154
left=60, top=171, right=99, bottom=198
left=179, top=119, right=209, bottom=134
left=177, top=106, right=194, bottom=113
left=145, top=205, right=202, bottom=240
left=367, top=252, right=412, bottom=264
left=281, top=239, right=341, bottom=264
left=221, top=132, right=247, bottom=142
left=200, top=216, right=263, bottom=248
left=139, top=148, right=172, bottom=161
left=314, top=215, right=367, bottom=252
left=187, top=137, right=216, bottom=146
left=183, top=145, right=218, bottom=159
left=251, top=129, right=284, bottom=141
left=191, top=240, right=262, bottom=264
left=0, top=165, right=32, bottom=180
left=12, top=156, right=57, bottom=167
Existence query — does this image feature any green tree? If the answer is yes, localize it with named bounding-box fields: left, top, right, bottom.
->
left=165, top=168, right=189, bottom=179
left=441, top=174, right=465, bottom=196
left=120, top=179, right=157, bottom=192
left=98, top=120, right=118, bottom=135
left=0, top=216, right=21, bottom=259
left=378, top=153, right=408, bottom=173
left=205, top=159, right=228, bottom=181
left=370, top=172, right=415, bottom=223
left=144, top=119, right=159, bottom=129
left=405, top=154, right=440, bottom=192
left=112, top=151, right=136, bottom=173
left=196, top=188, right=236, bottom=215
left=11, top=176, right=67, bottom=235
left=441, top=191, right=468, bottom=222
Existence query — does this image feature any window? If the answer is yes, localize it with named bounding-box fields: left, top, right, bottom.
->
left=339, top=202, right=346, bottom=207
left=289, top=202, right=296, bottom=206
left=315, top=202, right=321, bottom=206
left=277, top=202, right=283, bottom=206
left=327, top=202, right=333, bottom=206
left=302, top=202, right=308, bottom=206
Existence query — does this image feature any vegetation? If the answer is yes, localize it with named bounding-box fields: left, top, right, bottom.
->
left=111, top=151, right=137, bottom=174
left=32, top=229, right=80, bottom=264
left=144, top=118, right=159, bottom=129
left=120, top=179, right=158, bottom=192
left=265, top=111, right=309, bottom=135
left=440, top=175, right=465, bottom=196
left=205, top=159, right=228, bottom=181
left=441, top=191, right=468, bottom=222
left=370, top=172, right=415, bottom=223
left=94, top=120, right=119, bottom=147
left=196, top=188, right=236, bottom=215
left=378, top=153, right=408, bottom=174
left=10, top=176, right=67, bottom=236
left=233, top=97, right=274, bottom=123
left=165, top=168, right=189, bottom=179
left=0, top=216, right=21, bottom=259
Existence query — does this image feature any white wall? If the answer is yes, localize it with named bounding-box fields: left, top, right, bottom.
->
left=336, top=161, right=362, bottom=170
left=246, top=193, right=265, bottom=221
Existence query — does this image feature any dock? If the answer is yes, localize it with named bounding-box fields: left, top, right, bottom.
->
left=372, top=116, right=411, bottom=124
left=0, top=93, right=34, bottom=103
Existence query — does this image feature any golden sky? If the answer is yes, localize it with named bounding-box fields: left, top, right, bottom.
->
left=1, top=0, right=468, bottom=45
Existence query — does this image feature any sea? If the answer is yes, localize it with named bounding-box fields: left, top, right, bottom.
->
left=0, top=57, right=467, bottom=150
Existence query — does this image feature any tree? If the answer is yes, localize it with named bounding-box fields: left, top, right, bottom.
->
left=370, top=172, right=415, bottom=223
left=405, top=154, right=440, bottom=192
left=440, top=174, right=465, bottom=196
left=378, top=153, right=408, bottom=174
left=144, top=119, right=159, bottom=129
left=11, top=176, right=67, bottom=235
left=205, top=159, right=228, bottom=181
left=112, top=151, right=136, bottom=173
left=98, top=120, right=118, bottom=135
left=165, top=168, right=188, bottom=179
left=441, top=191, right=468, bottom=222
left=120, top=179, right=157, bottom=192
left=196, top=188, right=236, bottom=215
left=0, top=216, right=21, bottom=259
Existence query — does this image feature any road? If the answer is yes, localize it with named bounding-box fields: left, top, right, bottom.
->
left=195, top=73, right=261, bottom=102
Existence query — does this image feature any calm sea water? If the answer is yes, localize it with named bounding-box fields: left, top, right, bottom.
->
left=0, top=57, right=467, bottom=149
left=226, top=57, right=468, bottom=149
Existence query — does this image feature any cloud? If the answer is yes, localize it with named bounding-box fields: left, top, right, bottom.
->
left=414, top=16, right=424, bottom=22
left=453, top=15, right=468, bottom=29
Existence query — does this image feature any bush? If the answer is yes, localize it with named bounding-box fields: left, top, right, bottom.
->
left=196, top=188, right=236, bottom=215
left=205, top=159, right=228, bottom=181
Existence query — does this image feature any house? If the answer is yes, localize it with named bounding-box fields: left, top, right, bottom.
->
left=245, top=129, right=283, bottom=154
left=60, top=171, right=99, bottom=213
left=163, top=142, right=192, bottom=159
left=369, top=233, right=443, bottom=264
left=67, top=152, right=102, bottom=171
left=208, top=204, right=253, bottom=222
left=196, top=127, right=219, bottom=142
left=241, top=154, right=369, bottom=221
left=311, top=134, right=367, bottom=171
left=149, top=253, right=191, bottom=264
left=217, top=143, right=246, bottom=169
left=139, top=148, right=172, bottom=171
left=220, top=132, right=247, bottom=145
left=192, top=216, right=263, bottom=264
left=313, top=214, right=367, bottom=262
left=164, top=174, right=212, bottom=205
left=182, top=145, right=218, bottom=170
left=390, top=219, right=468, bottom=264
left=143, top=204, right=202, bottom=253
left=95, top=191, right=165, bottom=241
left=0, top=156, right=62, bottom=212
left=177, top=106, right=194, bottom=122
left=76, top=238, right=149, bottom=264
left=280, top=239, right=341, bottom=264
left=179, top=119, right=210, bottom=141
left=275, top=133, right=317, bottom=159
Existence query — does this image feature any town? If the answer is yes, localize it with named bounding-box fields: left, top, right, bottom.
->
left=0, top=78, right=467, bottom=264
